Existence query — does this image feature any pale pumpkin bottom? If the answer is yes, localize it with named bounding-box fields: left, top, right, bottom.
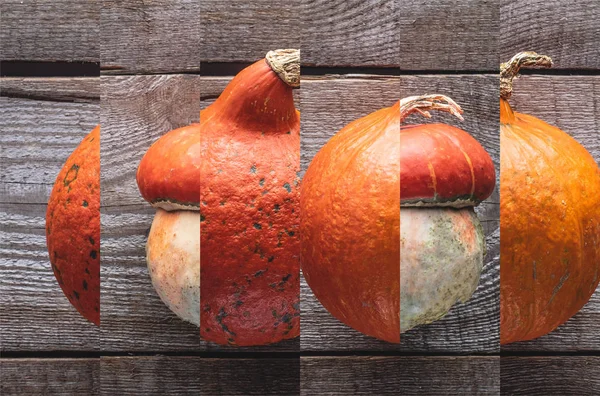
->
left=147, top=209, right=200, bottom=326
left=401, top=207, right=485, bottom=333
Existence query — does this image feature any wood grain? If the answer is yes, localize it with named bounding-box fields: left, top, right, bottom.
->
left=299, top=0, right=399, bottom=67
left=501, top=357, right=600, bottom=395
left=301, top=356, right=500, bottom=395
left=501, top=0, right=600, bottom=69
left=399, top=0, right=499, bottom=70
left=501, top=76, right=600, bottom=352
left=200, top=0, right=301, bottom=64
left=0, top=78, right=99, bottom=351
left=300, top=75, right=500, bottom=352
left=0, top=0, right=99, bottom=62
left=101, top=1, right=200, bottom=74
left=100, top=74, right=201, bottom=351
left=0, top=358, right=99, bottom=395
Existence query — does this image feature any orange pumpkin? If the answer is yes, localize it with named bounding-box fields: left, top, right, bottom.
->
left=500, top=52, right=600, bottom=344
left=46, top=125, right=100, bottom=325
left=301, top=95, right=495, bottom=342
left=137, top=50, right=300, bottom=346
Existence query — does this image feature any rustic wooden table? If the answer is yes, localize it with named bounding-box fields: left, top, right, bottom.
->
left=1, top=0, right=599, bottom=395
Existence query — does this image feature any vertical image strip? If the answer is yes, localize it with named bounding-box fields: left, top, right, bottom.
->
left=199, top=0, right=301, bottom=394
left=499, top=0, right=600, bottom=394
left=99, top=0, right=202, bottom=392
left=0, top=0, right=100, bottom=394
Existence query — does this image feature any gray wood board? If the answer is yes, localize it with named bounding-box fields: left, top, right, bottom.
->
left=398, top=0, right=499, bottom=70
left=299, top=74, right=500, bottom=352
left=0, top=358, right=99, bottom=396
left=101, top=1, right=200, bottom=74
left=0, top=0, right=99, bottom=62
left=500, top=356, right=600, bottom=395
left=500, top=0, right=600, bottom=69
left=301, top=356, right=500, bottom=395
left=100, top=74, right=201, bottom=351
left=501, top=75, right=600, bottom=352
left=0, top=78, right=100, bottom=351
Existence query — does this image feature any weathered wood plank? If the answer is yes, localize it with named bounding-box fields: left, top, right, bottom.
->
left=100, top=75, right=201, bottom=351
left=501, top=0, right=600, bottom=69
left=398, top=0, right=499, bottom=70
left=301, top=356, right=500, bottom=395
left=101, top=356, right=300, bottom=395
left=501, top=75, right=600, bottom=352
left=299, top=1, right=399, bottom=67
left=200, top=0, right=301, bottom=65
left=101, top=1, right=200, bottom=74
left=0, top=358, right=99, bottom=396
left=500, top=356, right=600, bottom=395
left=0, top=78, right=99, bottom=351
left=300, top=75, right=500, bottom=352
left=0, top=0, right=99, bottom=62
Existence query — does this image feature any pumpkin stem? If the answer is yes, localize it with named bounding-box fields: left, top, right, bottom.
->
left=500, top=52, right=553, bottom=100
left=266, top=49, right=300, bottom=88
left=400, top=94, right=464, bottom=123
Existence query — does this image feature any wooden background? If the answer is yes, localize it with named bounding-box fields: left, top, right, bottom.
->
left=2, top=0, right=600, bottom=395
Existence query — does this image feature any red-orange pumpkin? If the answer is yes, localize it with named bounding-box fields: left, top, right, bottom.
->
left=46, top=125, right=100, bottom=325
left=301, top=95, right=495, bottom=342
left=137, top=50, right=300, bottom=346
left=500, top=52, right=600, bottom=345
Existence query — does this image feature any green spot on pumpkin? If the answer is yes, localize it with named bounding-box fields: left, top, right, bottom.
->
left=253, top=223, right=262, bottom=230
left=283, top=183, right=291, bottom=193
left=274, top=204, right=280, bottom=212
left=250, top=165, right=257, bottom=174
left=200, top=213, right=206, bottom=222
left=259, top=178, right=265, bottom=186
left=82, top=200, right=88, bottom=207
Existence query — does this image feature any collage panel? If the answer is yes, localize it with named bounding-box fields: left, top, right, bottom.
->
left=99, top=2, right=201, bottom=352
left=299, top=0, right=401, bottom=352
left=199, top=0, right=301, bottom=357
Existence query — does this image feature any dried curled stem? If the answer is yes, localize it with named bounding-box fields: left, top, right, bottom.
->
left=500, top=52, right=553, bottom=100
left=266, top=49, right=300, bottom=88
left=400, top=94, right=464, bottom=123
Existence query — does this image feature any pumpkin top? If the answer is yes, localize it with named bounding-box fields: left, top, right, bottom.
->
left=400, top=95, right=496, bottom=207
left=136, top=49, right=300, bottom=211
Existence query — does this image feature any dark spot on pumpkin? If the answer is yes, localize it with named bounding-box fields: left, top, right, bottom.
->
left=272, top=309, right=278, bottom=318
left=253, top=223, right=262, bottom=230
left=82, top=280, right=88, bottom=290
left=268, top=256, right=275, bottom=262
left=259, top=178, right=265, bottom=186
left=282, top=274, right=292, bottom=283
left=281, top=313, right=292, bottom=323
left=63, top=164, right=80, bottom=187
left=262, top=190, right=268, bottom=195
left=283, top=183, right=291, bottom=193
left=90, top=250, right=97, bottom=259
left=200, top=213, right=206, bottom=222
left=227, top=338, right=236, bottom=344
left=85, top=268, right=90, bottom=275
left=216, top=308, right=236, bottom=336
left=287, top=130, right=291, bottom=135
left=286, top=230, right=295, bottom=237
left=269, top=283, right=277, bottom=289
left=274, top=204, right=280, bottom=212
left=82, top=200, right=88, bottom=207
left=255, top=270, right=266, bottom=277
left=250, top=165, right=257, bottom=174
left=73, top=290, right=80, bottom=300
left=233, top=300, right=243, bottom=308
left=89, top=236, right=95, bottom=245
left=220, top=200, right=226, bottom=206
left=205, top=328, right=211, bottom=332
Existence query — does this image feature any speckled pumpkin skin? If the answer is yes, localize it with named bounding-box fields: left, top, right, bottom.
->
left=46, top=125, right=100, bottom=325
left=401, top=207, right=485, bottom=332
left=500, top=99, right=600, bottom=345
left=147, top=209, right=200, bottom=325
left=301, top=103, right=401, bottom=343
left=200, top=59, right=300, bottom=346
